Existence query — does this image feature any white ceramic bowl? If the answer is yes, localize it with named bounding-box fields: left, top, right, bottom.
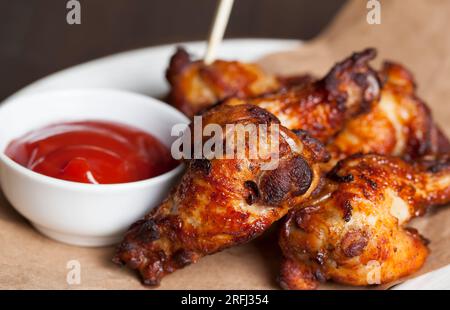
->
left=0, top=89, right=188, bottom=247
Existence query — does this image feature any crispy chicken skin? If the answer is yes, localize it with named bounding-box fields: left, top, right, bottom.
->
left=330, top=62, right=450, bottom=162
left=279, top=154, right=450, bottom=290
left=166, top=47, right=280, bottom=117
left=114, top=102, right=328, bottom=285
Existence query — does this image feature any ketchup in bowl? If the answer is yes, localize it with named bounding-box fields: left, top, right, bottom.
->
left=5, top=121, right=178, bottom=184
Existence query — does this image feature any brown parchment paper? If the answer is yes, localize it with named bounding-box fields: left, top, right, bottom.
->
left=1, top=0, right=449, bottom=289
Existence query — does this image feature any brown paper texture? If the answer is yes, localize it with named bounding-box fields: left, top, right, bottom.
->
left=1, top=0, right=449, bottom=289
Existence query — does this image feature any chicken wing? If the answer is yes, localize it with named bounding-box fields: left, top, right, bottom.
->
left=239, top=48, right=381, bottom=144
left=279, top=154, right=450, bottom=289
left=330, top=62, right=450, bottom=162
left=113, top=102, right=328, bottom=285
left=166, top=47, right=281, bottom=117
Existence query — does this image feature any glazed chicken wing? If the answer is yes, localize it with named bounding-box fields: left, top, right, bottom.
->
left=166, top=47, right=281, bottom=117
left=227, top=48, right=381, bottom=144
left=330, top=62, right=450, bottom=162
left=114, top=102, right=328, bottom=285
left=279, top=154, right=450, bottom=289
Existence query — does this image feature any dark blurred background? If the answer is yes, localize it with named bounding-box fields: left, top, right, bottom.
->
left=0, top=0, right=347, bottom=101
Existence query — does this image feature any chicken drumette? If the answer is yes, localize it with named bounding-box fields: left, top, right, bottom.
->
left=114, top=102, right=328, bottom=285
left=330, top=61, right=450, bottom=162
left=279, top=154, right=450, bottom=290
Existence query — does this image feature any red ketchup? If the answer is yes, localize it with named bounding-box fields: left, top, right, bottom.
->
left=5, top=121, right=178, bottom=184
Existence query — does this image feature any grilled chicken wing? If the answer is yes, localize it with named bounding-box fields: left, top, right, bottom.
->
left=238, top=48, right=381, bottom=144
left=330, top=62, right=450, bottom=162
left=167, top=48, right=449, bottom=161
left=279, top=154, right=450, bottom=290
left=114, top=102, right=328, bottom=285
left=166, top=47, right=281, bottom=117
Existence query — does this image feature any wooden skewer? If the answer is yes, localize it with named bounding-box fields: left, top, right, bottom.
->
left=204, top=0, right=235, bottom=65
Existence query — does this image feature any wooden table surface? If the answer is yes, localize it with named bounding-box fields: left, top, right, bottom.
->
left=0, top=0, right=346, bottom=101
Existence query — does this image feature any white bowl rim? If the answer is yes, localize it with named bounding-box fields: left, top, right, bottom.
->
left=0, top=88, right=188, bottom=192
